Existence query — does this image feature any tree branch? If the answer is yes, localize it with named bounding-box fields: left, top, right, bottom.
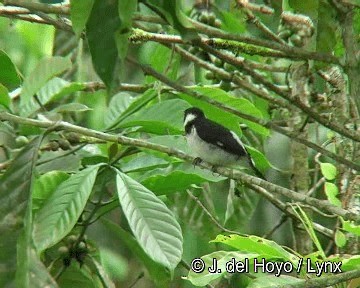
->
left=127, top=56, right=360, bottom=171
left=0, top=112, right=358, bottom=222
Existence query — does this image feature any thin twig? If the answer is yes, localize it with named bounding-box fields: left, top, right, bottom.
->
left=262, top=214, right=288, bottom=239
left=186, top=190, right=244, bottom=236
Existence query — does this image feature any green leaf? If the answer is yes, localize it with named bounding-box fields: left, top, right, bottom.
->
left=115, top=170, right=183, bottom=270
left=320, top=162, right=337, bottom=180
left=98, top=249, right=127, bottom=283
left=146, top=0, right=198, bottom=40
left=0, top=50, right=21, bottom=89
left=0, top=83, right=10, bottom=110
left=118, top=0, right=137, bottom=29
left=141, top=163, right=225, bottom=195
left=86, top=0, right=120, bottom=88
left=33, top=171, right=70, bottom=213
left=105, top=92, right=134, bottom=127
left=121, top=153, right=169, bottom=173
left=144, top=45, right=180, bottom=83
left=211, top=235, right=300, bottom=265
left=334, top=229, right=346, bottom=248
left=106, top=89, right=157, bottom=129
left=90, top=255, right=117, bottom=288
left=245, top=145, right=271, bottom=172
left=70, top=0, right=95, bottom=38
left=117, top=0, right=137, bottom=61
left=0, top=137, right=42, bottom=287
left=147, top=135, right=190, bottom=158
left=341, top=218, right=360, bottom=236
left=220, top=10, right=246, bottom=34
left=185, top=251, right=259, bottom=287
left=52, top=103, right=92, bottom=113
left=118, top=99, right=190, bottom=134
left=316, top=2, right=338, bottom=54
left=324, top=182, right=341, bottom=207
left=101, top=219, right=171, bottom=286
left=20, top=57, right=72, bottom=113
left=179, top=87, right=268, bottom=136
left=57, top=261, right=100, bottom=287
left=21, top=77, right=85, bottom=117
left=33, top=165, right=102, bottom=252
left=342, top=255, right=360, bottom=271
left=247, top=275, right=304, bottom=288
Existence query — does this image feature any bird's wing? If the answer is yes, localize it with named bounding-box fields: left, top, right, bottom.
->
left=196, top=118, right=248, bottom=157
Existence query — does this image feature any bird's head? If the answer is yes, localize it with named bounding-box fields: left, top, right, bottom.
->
left=183, top=107, right=205, bottom=127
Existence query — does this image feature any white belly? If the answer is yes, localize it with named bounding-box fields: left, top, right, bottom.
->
left=186, top=127, right=239, bottom=166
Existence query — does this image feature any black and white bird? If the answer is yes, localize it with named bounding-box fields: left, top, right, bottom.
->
left=183, top=107, right=265, bottom=179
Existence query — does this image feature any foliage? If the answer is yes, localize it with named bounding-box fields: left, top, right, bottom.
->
left=0, top=0, right=359, bottom=287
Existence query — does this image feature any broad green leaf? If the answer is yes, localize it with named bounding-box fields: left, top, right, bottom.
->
left=341, top=218, right=360, bottom=236
left=37, top=150, right=81, bottom=174
left=211, top=235, right=300, bottom=266
left=33, top=165, right=102, bottom=252
left=101, top=219, right=171, bottom=286
left=179, top=87, right=268, bottom=136
left=0, top=83, right=10, bottom=110
left=118, top=99, right=190, bottom=135
left=20, top=57, right=72, bottom=112
left=107, top=89, right=157, bottom=129
left=220, top=10, right=246, bottom=34
left=86, top=0, right=120, bottom=88
left=324, top=182, right=341, bottom=207
left=70, top=0, right=95, bottom=38
left=342, top=255, right=360, bottom=271
left=145, top=45, right=180, bottom=83
left=52, top=103, right=92, bottom=113
left=118, top=0, right=137, bottom=29
left=140, top=163, right=226, bottom=195
left=320, top=162, right=337, bottom=180
left=33, top=171, right=70, bottom=213
left=105, top=92, right=134, bottom=127
left=146, top=0, right=198, bottom=40
left=21, top=77, right=85, bottom=117
left=97, top=249, right=127, bottom=283
left=0, top=137, right=42, bottom=287
left=57, top=261, right=100, bottom=287
left=0, top=50, right=21, bottom=89
left=115, top=170, right=183, bottom=270
left=247, top=275, right=304, bottom=288
left=316, top=2, right=338, bottom=54
left=121, top=153, right=169, bottom=173
left=245, top=145, right=271, bottom=172
left=334, top=229, right=346, bottom=248
left=90, top=255, right=117, bottom=288
left=146, top=135, right=190, bottom=160
left=185, top=251, right=259, bottom=287
left=117, top=0, right=137, bottom=60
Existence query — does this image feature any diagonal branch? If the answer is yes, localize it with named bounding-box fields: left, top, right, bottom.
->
left=127, top=57, right=360, bottom=171
left=0, top=112, right=358, bottom=222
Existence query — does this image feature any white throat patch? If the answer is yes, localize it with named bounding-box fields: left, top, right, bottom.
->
left=184, top=113, right=197, bottom=127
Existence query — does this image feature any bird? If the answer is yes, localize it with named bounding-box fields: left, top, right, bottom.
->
left=183, top=107, right=266, bottom=180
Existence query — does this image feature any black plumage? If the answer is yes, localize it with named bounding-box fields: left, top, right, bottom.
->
left=184, top=107, right=265, bottom=179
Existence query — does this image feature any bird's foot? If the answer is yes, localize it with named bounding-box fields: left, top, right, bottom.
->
left=193, top=157, right=203, bottom=167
